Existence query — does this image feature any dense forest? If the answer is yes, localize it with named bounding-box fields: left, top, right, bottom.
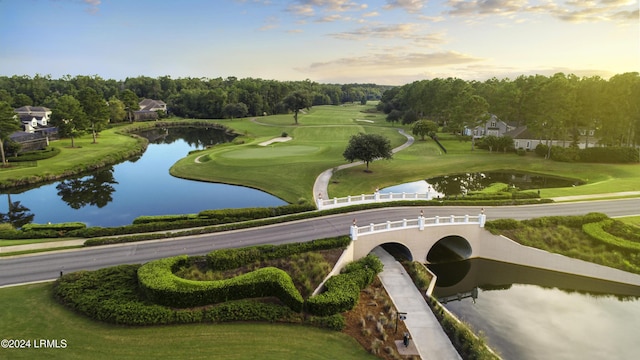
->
left=1, top=72, right=638, bottom=149
left=0, top=75, right=388, bottom=120
left=378, top=72, right=640, bottom=148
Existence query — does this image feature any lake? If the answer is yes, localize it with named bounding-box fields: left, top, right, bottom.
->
left=0, top=127, right=286, bottom=227
left=430, top=259, right=640, bottom=359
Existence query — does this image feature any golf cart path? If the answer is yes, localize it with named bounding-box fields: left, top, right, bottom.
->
left=313, top=128, right=414, bottom=201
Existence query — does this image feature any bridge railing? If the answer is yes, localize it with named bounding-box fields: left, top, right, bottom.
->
left=317, top=190, right=441, bottom=210
left=349, top=213, right=486, bottom=240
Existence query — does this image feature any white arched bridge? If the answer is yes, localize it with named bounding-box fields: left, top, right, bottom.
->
left=330, top=212, right=640, bottom=293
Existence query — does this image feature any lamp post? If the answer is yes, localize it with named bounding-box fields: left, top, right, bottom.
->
left=395, top=312, right=407, bottom=333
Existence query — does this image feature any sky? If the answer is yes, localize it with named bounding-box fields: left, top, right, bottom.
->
left=0, top=0, right=638, bottom=85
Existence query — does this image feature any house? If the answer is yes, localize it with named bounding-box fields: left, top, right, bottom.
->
left=14, top=106, right=51, bottom=133
left=463, top=114, right=515, bottom=138
left=134, top=99, right=167, bottom=121
left=505, top=126, right=599, bottom=150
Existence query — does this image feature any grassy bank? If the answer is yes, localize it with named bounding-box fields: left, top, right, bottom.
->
left=170, top=105, right=640, bottom=204
left=0, top=126, right=146, bottom=189
left=170, top=105, right=406, bottom=204
left=0, top=283, right=375, bottom=360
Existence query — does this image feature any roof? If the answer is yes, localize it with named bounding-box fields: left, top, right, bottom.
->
left=504, top=125, right=538, bottom=139
left=139, top=99, right=166, bottom=111
left=15, top=106, right=51, bottom=114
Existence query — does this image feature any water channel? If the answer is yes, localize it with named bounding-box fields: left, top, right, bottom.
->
left=430, top=259, right=640, bottom=359
left=0, top=127, right=286, bottom=227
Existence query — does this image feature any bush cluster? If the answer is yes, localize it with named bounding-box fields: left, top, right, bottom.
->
left=537, top=144, right=639, bottom=163
left=8, top=147, right=60, bottom=162
left=207, top=236, right=351, bottom=270
left=522, top=212, right=608, bottom=228
left=582, top=220, right=640, bottom=252
left=137, top=255, right=304, bottom=311
left=305, top=254, right=383, bottom=316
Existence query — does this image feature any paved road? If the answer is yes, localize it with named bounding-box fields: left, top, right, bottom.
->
left=1, top=198, right=639, bottom=287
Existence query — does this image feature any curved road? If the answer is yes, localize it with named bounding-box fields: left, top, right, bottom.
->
left=2, top=198, right=639, bottom=287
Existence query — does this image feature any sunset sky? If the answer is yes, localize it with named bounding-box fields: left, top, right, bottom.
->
left=1, top=0, right=637, bottom=85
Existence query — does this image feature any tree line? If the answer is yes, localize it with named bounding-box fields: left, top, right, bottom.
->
left=379, top=72, right=640, bottom=148
left=0, top=74, right=389, bottom=120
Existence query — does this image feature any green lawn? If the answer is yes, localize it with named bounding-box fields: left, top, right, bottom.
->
left=170, top=105, right=406, bottom=203
left=170, top=105, right=640, bottom=203
left=0, top=283, right=375, bottom=360
left=0, top=127, right=144, bottom=188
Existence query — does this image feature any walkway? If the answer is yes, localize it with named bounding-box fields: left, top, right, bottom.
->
left=313, top=128, right=414, bottom=201
left=372, top=247, right=461, bottom=360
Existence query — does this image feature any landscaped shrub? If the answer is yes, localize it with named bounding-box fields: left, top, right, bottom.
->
left=523, top=212, right=608, bottom=228
left=206, top=236, right=351, bottom=270
left=582, top=220, right=640, bottom=252
left=137, top=256, right=304, bottom=311
left=485, top=218, right=522, bottom=233
left=579, top=147, right=639, bottom=163
left=602, top=219, right=640, bottom=242
left=9, top=147, right=60, bottom=162
left=204, top=300, right=301, bottom=323
left=535, top=143, right=548, bottom=157
left=132, top=214, right=200, bottom=224
left=305, top=254, right=383, bottom=316
left=22, top=222, right=86, bottom=232
left=198, top=204, right=315, bottom=221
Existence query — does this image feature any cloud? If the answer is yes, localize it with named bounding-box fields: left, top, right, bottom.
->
left=83, top=0, right=101, bottom=14
left=444, top=0, right=638, bottom=23
left=383, top=0, right=426, bottom=13
left=328, top=23, right=433, bottom=40
left=259, top=16, right=280, bottom=31
left=287, top=0, right=366, bottom=16
left=306, top=51, right=483, bottom=71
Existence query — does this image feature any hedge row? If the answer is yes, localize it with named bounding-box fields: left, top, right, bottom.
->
left=8, top=147, right=60, bottom=162
left=521, top=212, right=608, bottom=228
left=582, top=220, right=640, bottom=252
left=22, top=222, right=86, bottom=232
left=207, top=236, right=351, bottom=270
left=537, top=144, right=639, bottom=163
left=198, top=204, right=316, bottom=222
left=305, top=254, right=383, bottom=316
left=137, top=255, right=304, bottom=311
left=54, top=264, right=346, bottom=328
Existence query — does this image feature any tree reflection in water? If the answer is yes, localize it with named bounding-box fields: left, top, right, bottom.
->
left=56, top=168, right=118, bottom=209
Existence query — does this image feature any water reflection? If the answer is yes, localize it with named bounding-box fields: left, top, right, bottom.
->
left=0, top=193, right=34, bottom=228
left=0, top=127, right=284, bottom=227
left=56, top=168, right=118, bottom=209
left=430, top=259, right=640, bottom=359
left=381, top=172, right=582, bottom=197
left=427, top=172, right=581, bottom=196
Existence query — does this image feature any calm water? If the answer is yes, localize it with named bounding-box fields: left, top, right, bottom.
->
left=1, top=128, right=286, bottom=227
left=381, top=172, right=581, bottom=197
left=430, top=259, right=640, bottom=360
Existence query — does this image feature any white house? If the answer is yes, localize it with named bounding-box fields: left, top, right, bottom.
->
left=505, top=126, right=599, bottom=150
left=14, top=106, right=51, bottom=133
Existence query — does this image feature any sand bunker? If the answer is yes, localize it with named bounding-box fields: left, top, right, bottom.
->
left=258, top=136, right=292, bottom=146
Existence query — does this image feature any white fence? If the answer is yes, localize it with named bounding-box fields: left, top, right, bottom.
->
left=349, top=214, right=486, bottom=240
left=317, top=190, right=441, bottom=210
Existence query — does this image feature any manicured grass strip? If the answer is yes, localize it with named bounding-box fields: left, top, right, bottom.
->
left=0, top=283, right=376, bottom=360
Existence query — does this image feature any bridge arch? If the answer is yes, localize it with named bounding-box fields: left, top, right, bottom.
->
left=427, top=235, right=473, bottom=263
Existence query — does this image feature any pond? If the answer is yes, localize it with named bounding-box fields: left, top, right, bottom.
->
left=429, top=259, right=640, bottom=360
left=381, top=171, right=582, bottom=197
left=0, top=127, right=286, bottom=227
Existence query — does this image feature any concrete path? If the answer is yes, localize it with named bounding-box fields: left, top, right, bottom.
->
left=312, top=128, right=414, bottom=201
left=372, top=247, right=461, bottom=360
left=550, top=191, right=640, bottom=202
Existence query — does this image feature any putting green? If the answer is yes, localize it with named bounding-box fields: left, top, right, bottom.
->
left=221, top=145, right=321, bottom=159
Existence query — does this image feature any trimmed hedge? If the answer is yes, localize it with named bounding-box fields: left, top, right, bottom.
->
left=9, top=147, right=60, bottom=162
left=207, top=236, right=351, bottom=270
left=137, top=255, right=304, bottom=311
left=22, top=222, right=86, bottom=232
left=198, top=204, right=316, bottom=221
left=582, top=220, right=640, bottom=252
left=55, top=264, right=349, bottom=328
left=522, top=212, right=608, bottom=228
left=305, top=254, right=383, bottom=316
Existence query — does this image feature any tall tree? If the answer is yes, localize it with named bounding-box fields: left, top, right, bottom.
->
left=0, top=101, right=21, bottom=166
left=343, top=133, right=393, bottom=172
left=120, top=89, right=139, bottom=122
left=283, top=90, right=311, bottom=124
left=51, top=95, right=87, bottom=148
left=78, top=87, right=109, bottom=143
left=108, top=96, right=127, bottom=123
left=411, top=120, right=438, bottom=141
